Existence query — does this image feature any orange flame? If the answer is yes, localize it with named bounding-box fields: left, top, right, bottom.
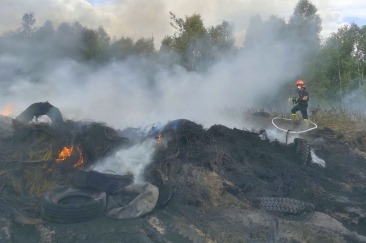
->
left=56, top=145, right=74, bottom=162
left=73, top=146, right=84, bottom=167
left=55, top=145, right=84, bottom=167
left=1, top=104, right=14, bottom=116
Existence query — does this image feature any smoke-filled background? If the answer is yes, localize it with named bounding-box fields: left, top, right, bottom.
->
left=0, top=49, right=295, bottom=129
left=1, top=0, right=365, bottom=179
left=0, top=0, right=365, bottom=131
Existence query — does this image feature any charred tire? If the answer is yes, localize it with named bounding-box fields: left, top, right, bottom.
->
left=156, top=183, right=173, bottom=208
left=71, top=170, right=89, bottom=188
left=294, top=138, right=311, bottom=165
left=41, top=186, right=106, bottom=224
left=258, top=197, right=315, bottom=215
left=86, top=170, right=133, bottom=194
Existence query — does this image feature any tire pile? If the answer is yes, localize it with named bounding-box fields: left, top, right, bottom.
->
left=41, top=171, right=133, bottom=223
left=41, top=171, right=171, bottom=223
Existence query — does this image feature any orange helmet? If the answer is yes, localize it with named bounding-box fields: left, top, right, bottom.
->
left=296, top=80, right=304, bottom=86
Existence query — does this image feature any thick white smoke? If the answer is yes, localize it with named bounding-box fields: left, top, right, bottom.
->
left=0, top=1, right=340, bottom=179
left=0, top=62, right=283, bottom=129
left=92, top=138, right=157, bottom=182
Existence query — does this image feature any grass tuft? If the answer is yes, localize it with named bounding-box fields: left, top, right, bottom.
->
left=24, top=166, right=58, bottom=197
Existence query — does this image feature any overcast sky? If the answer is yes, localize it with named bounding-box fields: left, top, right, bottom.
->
left=1, top=0, right=365, bottom=47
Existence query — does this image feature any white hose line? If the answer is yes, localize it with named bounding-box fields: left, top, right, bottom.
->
left=271, top=117, right=318, bottom=134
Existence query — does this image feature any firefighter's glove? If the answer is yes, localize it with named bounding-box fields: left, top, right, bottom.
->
left=289, top=97, right=298, bottom=104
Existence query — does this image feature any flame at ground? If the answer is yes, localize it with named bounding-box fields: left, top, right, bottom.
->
left=56, top=146, right=74, bottom=162
left=56, top=145, right=84, bottom=167
left=0, top=104, right=14, bottom=116
left=73, top=146, right=84, bottom=167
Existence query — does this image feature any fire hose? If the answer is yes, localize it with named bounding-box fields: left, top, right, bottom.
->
left=271, top=117, right=318, bottom=134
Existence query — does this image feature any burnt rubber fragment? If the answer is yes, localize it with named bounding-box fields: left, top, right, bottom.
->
left=258, top=197, right=315, bottom=215
left=294, top=138, right=311, bottom=165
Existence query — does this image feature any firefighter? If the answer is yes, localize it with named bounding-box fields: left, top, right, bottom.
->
left=289, top=80, right=310, bottom=127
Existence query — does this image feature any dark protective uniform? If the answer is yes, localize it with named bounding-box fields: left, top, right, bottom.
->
left=291, top=87, right=309, bottom=119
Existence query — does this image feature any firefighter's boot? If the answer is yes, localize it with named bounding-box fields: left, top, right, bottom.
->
left=291, top=113, right=299, bottom=121
left=303, top=119, right=310, bottom=127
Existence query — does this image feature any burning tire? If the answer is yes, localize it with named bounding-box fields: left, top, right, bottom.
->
left=294, top=138, right=311, bottom=165
left=258, top=197, right=315, bottom=215
left=41, top=186, right=106, bottom=224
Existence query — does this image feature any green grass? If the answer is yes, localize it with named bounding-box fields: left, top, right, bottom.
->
left=309, top=106, right=366, bottom=128
left=221, top=106, right=366, bottom=137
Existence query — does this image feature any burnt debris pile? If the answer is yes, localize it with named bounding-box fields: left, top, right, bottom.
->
left=1, top=103, right=366, bottom=242
left=0, top=102, right=130, bottom=224
left=145, top=118, right=366, bottom=241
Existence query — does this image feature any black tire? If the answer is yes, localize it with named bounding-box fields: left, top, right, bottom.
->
left=71, top=170, right=89, bottom=188
left=156, top=182, right=173, bottom=208
left=86, top=170, right=133, bottom=194
left=294, top=138, right=311, bottom=165
left=258, top=197, right=315, bottom=215
left=41, top=186, right=106, bottom=224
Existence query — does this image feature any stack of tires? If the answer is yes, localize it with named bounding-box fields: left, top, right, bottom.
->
left=41, top=170, right=172, bottom=223
left=42, top=170, right=135, bottom=223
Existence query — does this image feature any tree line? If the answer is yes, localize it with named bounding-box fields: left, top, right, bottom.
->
left=1, top=0, right=365, bottom=106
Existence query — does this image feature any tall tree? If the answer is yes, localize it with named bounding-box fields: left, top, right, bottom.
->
left=208, top=21, right=235, bottom=59
left=354, top=25, right=366, bottom=85
left=21, top=12, right=36, bottom=38
left=80, top=27, right=111, bottom=62
left=310, top=24, right=360, bottom=104
left=34, top=20, right=55, bottom=41
left=54, top=22, right=83, bottom=59
left=170, top=12, right=208, bottom=70
left=287, top=0, right=322, bottom=77
left=110, top=37, right=134, bottom=60
left=81, top=29, right=99, bottom=61
left=133, top=37, right=155, bottom=55
left=244, top=15, right=287, bottom=50
left=161, top=12, right=234, bottom=70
